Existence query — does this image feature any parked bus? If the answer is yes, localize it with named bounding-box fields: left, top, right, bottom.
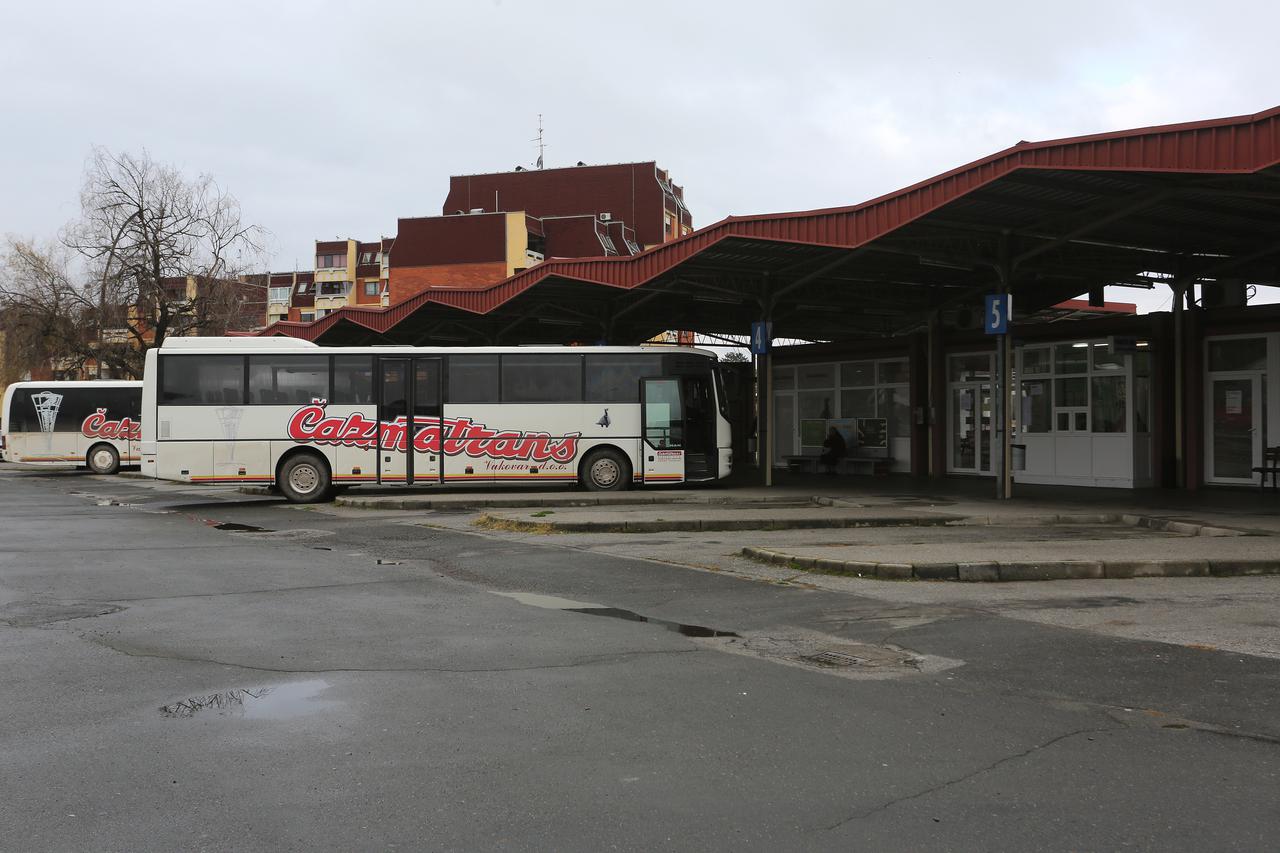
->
left=140, top=338, right=732, bottom=503
left=1, top=380, right=143, bottom=474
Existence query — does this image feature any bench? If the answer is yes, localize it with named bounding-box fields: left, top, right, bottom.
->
left=783, top=453, right=894, bottom=476
left=783, top=454, right=821, bottom=474
left=838, top=454, right=894, bottom=477
left=1253, top=446, right=1280, bottom=491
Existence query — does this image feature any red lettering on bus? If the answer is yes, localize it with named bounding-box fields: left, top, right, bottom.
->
left=286, top=404, right=580, bottom=462
left=82, top=409, right=141, bottom=442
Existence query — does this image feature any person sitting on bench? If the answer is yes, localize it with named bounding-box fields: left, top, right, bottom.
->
left=820, top=426, right=846, bottom=474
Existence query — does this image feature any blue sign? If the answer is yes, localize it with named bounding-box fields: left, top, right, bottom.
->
left=984, top=294, right=1012, bottom=335
left=750, top=321, right=772, bottom=355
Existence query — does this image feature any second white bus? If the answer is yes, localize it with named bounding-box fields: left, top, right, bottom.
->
left=1, top=380, right=142, bottom=474
left=141, top=338, right=732, bottom=502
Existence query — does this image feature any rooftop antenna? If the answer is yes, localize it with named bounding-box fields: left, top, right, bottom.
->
left=533, top=114, right=546, bottom=169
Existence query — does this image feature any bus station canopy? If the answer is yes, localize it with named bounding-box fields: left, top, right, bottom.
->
left=262, top=105, right=1280, bottom=346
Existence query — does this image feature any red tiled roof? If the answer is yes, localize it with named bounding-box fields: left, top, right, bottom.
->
left=263, top=105, right=1280, bottom=341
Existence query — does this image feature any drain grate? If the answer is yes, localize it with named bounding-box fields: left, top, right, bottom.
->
left=802, top=650, right=866, bottom=668
left=798, top=643, right=918, bottom=670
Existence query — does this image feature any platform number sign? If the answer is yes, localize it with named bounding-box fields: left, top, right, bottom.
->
left=750, top=321, right=773, bottom=355
left=984, top=294, right=1011, bottom=335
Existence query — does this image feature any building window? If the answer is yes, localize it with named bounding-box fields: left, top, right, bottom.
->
left=364, top=281, right=379, bottom=297
left=296, top=283, right=309, bottom=294
left=299, top=312, right=315, bottom=322
left=319, top=281, right=348, bottom=296
left=269, top=286, right=291, bottom=304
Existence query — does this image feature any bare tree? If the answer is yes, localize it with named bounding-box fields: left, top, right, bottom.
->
left=64, top=147, right=266, bottom=376
left=0, top=238, right=94, bottom=379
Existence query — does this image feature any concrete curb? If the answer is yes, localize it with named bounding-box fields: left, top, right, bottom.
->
left=471, top=509, right=1254, bottom=536
left=323, top=492, right=827, bottom=511
left=475, top=513, right=958, bottom=534
left=740, top=546, right=1280, bottom=582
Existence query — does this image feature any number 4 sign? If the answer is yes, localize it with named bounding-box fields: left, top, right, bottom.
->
left=984, top=294, right=1012, bottom=335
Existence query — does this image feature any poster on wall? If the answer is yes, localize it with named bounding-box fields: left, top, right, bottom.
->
left=800, top=419, right=828, bottom=447
left=1225, top=389, right=1243, bottom=415
left=856, top=417, right=888, bottom=450
left=827, top=418, right=857, bottom=450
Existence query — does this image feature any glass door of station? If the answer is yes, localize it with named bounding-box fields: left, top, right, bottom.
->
left=1205, top=336, right=1270, bottom=486
left=948, top=354, right=993, bottom=475
left=1207, top=374, right=1262, bottom=484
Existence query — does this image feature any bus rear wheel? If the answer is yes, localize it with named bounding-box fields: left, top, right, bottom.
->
left=87, top=444, right=120, bottom=475
left=278, top=453, right=332, bottom=504
left=581, top=448, right=630, bottom=492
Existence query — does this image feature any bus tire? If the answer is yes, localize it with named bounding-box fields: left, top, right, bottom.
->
left=86, top=443, right=120, bottom=475
left=580, top=447, right=630, bottom=492
left=277, top=452, right=333, bottom=504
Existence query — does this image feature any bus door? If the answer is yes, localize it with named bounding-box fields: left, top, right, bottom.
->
left=377, top=357, right=442, bottom=486
left=411, top=358, right=442, bottom=484
left=641, top=377, right=685, bottom=484
left=681, top=373, right=718, bottom=481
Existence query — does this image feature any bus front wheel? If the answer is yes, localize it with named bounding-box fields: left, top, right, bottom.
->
left=87, top=444, right=120, bottom=475
left=581, top=448, right=630, bottom=492
left=278, top=453, right=332, bottom=504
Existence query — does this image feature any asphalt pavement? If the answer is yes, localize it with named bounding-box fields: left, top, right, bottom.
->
left=1, top=466, right=1278, bottom=852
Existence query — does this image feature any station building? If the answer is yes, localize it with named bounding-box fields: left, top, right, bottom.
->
left=261, top=105, right=1280, bottom=492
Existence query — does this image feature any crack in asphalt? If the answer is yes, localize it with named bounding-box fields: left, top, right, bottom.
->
left=105, top=577, right=445, bottom=602
left=80, top=636, right=700, bottom=674
left=818, top=726, right=1116, bottom=832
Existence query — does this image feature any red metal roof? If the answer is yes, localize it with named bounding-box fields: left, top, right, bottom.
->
left=263, top=105, right=1280, bottom=341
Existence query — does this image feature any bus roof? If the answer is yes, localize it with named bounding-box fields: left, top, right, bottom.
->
left=156, top=339, right=719, bottom=359
left=3, top=380, right=142, bottom=388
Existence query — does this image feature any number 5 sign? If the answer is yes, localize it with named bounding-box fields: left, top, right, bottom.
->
left=984, top=294, right=1012, bottom=335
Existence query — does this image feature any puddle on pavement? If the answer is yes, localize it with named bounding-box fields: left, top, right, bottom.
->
left=212, top=521, right=273, bottom=532
left=493, top=591, right=739, bottom=638
left=159, top=680, right=333, bottom=719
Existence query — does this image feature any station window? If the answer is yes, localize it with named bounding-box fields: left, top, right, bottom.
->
left=797, top=363, right=836, bottom=389
left=585, top=354, right=662, bottom=402
left=1208, top=337, right=1267, bottom=372
left=501, top=354, right=583, bottom=403
left=160, top=355, right=245, bottom=406
left=841, top=361, right=875, bottom=387
left=1054, top=343, right=1089, bottom=375
left=1020, top=379, right=1051, bottom=433
left=1091, top=375, right=1127, bottom=433
left=1021, top=347, right=1051, bottom=376
left=248, top=355, right=329, bottom=405
left=448, top=355, right=499, bottom=403
left=949, top=354, right=991, bottom=382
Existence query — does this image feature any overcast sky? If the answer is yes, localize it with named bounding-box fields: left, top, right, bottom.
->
left=3, top=0, right=1278, bottom=312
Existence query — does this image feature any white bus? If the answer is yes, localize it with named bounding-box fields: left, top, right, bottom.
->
left=140, top=338, right=732, bottom=503
left=1, top=380, right=143, bottom=474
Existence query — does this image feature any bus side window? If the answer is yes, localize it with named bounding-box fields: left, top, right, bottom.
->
left=586, top=354, right=663, bottom=402
left=249, top=355, right=329, bottom=405
left=447, top=355, right=499, bottom=404
left=501, top=354, right=583, bottom=403
left=160, top=355, right=245, bottom=405
left=333, top=356, right=375, bottom=405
